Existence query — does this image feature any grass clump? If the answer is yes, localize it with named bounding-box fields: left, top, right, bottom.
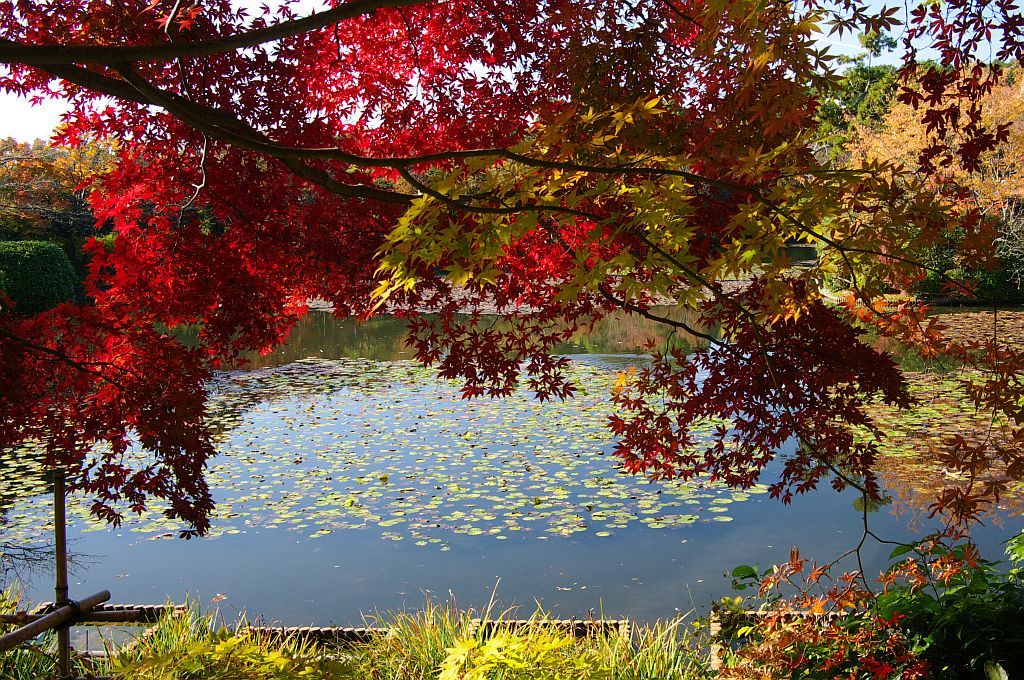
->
left=344, top=597, right=708, bottom=679
left=100, top=605, right=349, bottom=679
left=345, top=598, right=472, bottom=679
left=83, top=598, right=710, bottom=679
left=1, top=590, right=709, bottom=679
left=0, top=587, right=58, bottom=680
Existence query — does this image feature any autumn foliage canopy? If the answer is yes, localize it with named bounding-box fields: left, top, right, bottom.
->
left=0, top=0, right=1022, bottom=537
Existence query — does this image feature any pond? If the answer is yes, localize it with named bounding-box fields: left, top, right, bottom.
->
left=0, top=311, right=1020, bottom=626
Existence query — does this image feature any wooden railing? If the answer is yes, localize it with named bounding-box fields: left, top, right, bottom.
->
left=0, top=590, right=111, bottom=654
left=246, top=617, right=632, bottom=645
left=0, top=602, right=185, bottom=628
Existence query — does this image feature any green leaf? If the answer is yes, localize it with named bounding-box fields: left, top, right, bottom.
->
left=888, top=544, right=916, bottom=560
left=731, top=565, right=758, bottom=579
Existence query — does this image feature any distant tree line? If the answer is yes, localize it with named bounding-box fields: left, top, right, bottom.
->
left=820, top=49, right=1024, bottom=302
left=0, top=138, right=114, bottom=313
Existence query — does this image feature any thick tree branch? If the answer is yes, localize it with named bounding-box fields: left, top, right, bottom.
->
left=46, top=62, right=417, bottom=205
left=38, top=57, right=975, bottom=304
left=0, top=0, right=432, bottom=66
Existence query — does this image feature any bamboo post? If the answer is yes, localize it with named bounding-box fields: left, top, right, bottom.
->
left=0, top=590, right=110, bottom=653
left=53, top=469, right=70, bottom=678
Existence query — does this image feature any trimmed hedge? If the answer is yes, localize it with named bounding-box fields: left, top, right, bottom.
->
left=0, top=240, right=76, bottom=316
left=913, top=243, right=1024, bottom=303
left=820, top=241, right=1024, bottom=304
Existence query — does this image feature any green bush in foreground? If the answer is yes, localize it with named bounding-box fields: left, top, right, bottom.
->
left=0, top=240, right=75, bottom=315
left=84, top=600, right=709, bottom=679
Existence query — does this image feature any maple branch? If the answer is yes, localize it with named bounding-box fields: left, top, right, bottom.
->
left=0, top=63, right=733, bottom=194
left=759, top=346, right=875, bottom=501
left=43, top=61, right=402, bottom=207
left=400, top=164, right=770, bottom=348
left=164, top=1, right=188, bottom=35
left=634, top=233, right=759, bottom=318
left=34, top=56, right=944, bottom=305
left=104, top=63, right=417, bottom=205
left=0, top=325, right=122, bottom=387
left=181, top=135, right=208, bottom=212
left=658, top=0, right=703, bottom=27
left=0, top=0, right=433, bottom=66
left=35, top=48, right=980, bottom=316
left=394, top=166, right=596, bottom=220
left=400, top=164, right=770, bottom=357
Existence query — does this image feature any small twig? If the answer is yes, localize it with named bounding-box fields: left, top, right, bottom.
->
left=597, top=283, right=721, bottom=347
left=164, top=0, right=187, bottom=35
left=181, top=135, right=208, bottom=212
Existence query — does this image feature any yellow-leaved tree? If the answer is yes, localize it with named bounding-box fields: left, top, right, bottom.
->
left=0, top=137, right=116, bottom=280
left=847, top=68, right=1024, bottom=296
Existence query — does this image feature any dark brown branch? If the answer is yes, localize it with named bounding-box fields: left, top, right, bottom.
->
left=0, top=0, right=432, bottom=66
left=0, top=325, right=121, bottom=386
left=395, top=166, right=594, bottom=219
left=108, top=64, right=416, bottom=205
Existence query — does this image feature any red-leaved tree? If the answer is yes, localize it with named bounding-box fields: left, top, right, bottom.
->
left=0, top=0, right=1021, bottom=540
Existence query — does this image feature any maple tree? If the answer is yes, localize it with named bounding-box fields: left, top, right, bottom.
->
left=0, top=0, right=1021, bottom=548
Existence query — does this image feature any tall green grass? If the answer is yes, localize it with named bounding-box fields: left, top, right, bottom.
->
left=100, top=603, right=349, bottom=679
left=349, top=596, right=475, bottom=679
left=0, top=590, right=711, bottom=679
left=347, top=597, right=709, bottom=679
left=88, top=597, right=710, bottom=679
left=0, top=586, right=57, bottom=680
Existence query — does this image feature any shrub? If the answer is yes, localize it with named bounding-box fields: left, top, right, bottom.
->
left=818, top=234, right=1024, bottom=303
left=723, top=536, right=1024, bottom=679
left=0, top=240, right=75, bottom=315
left=916, top=258, right=1024, bottom=302
left=874, top=545, right=1024, bottom=678
left=438, top=628, right=605, bottom=679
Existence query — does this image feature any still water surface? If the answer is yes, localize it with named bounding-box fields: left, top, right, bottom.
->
left=1, top=312, right=1017, bottom=625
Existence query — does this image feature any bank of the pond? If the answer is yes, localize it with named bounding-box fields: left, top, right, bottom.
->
left=7, top=571, right=1024, bottom=680
left=3, top=595, right=712, bottom=680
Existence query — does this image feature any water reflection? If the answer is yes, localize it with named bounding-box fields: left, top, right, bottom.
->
left=242, top=308, right=708, bottom=369
left=243, top=314, right=416, bottom=367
